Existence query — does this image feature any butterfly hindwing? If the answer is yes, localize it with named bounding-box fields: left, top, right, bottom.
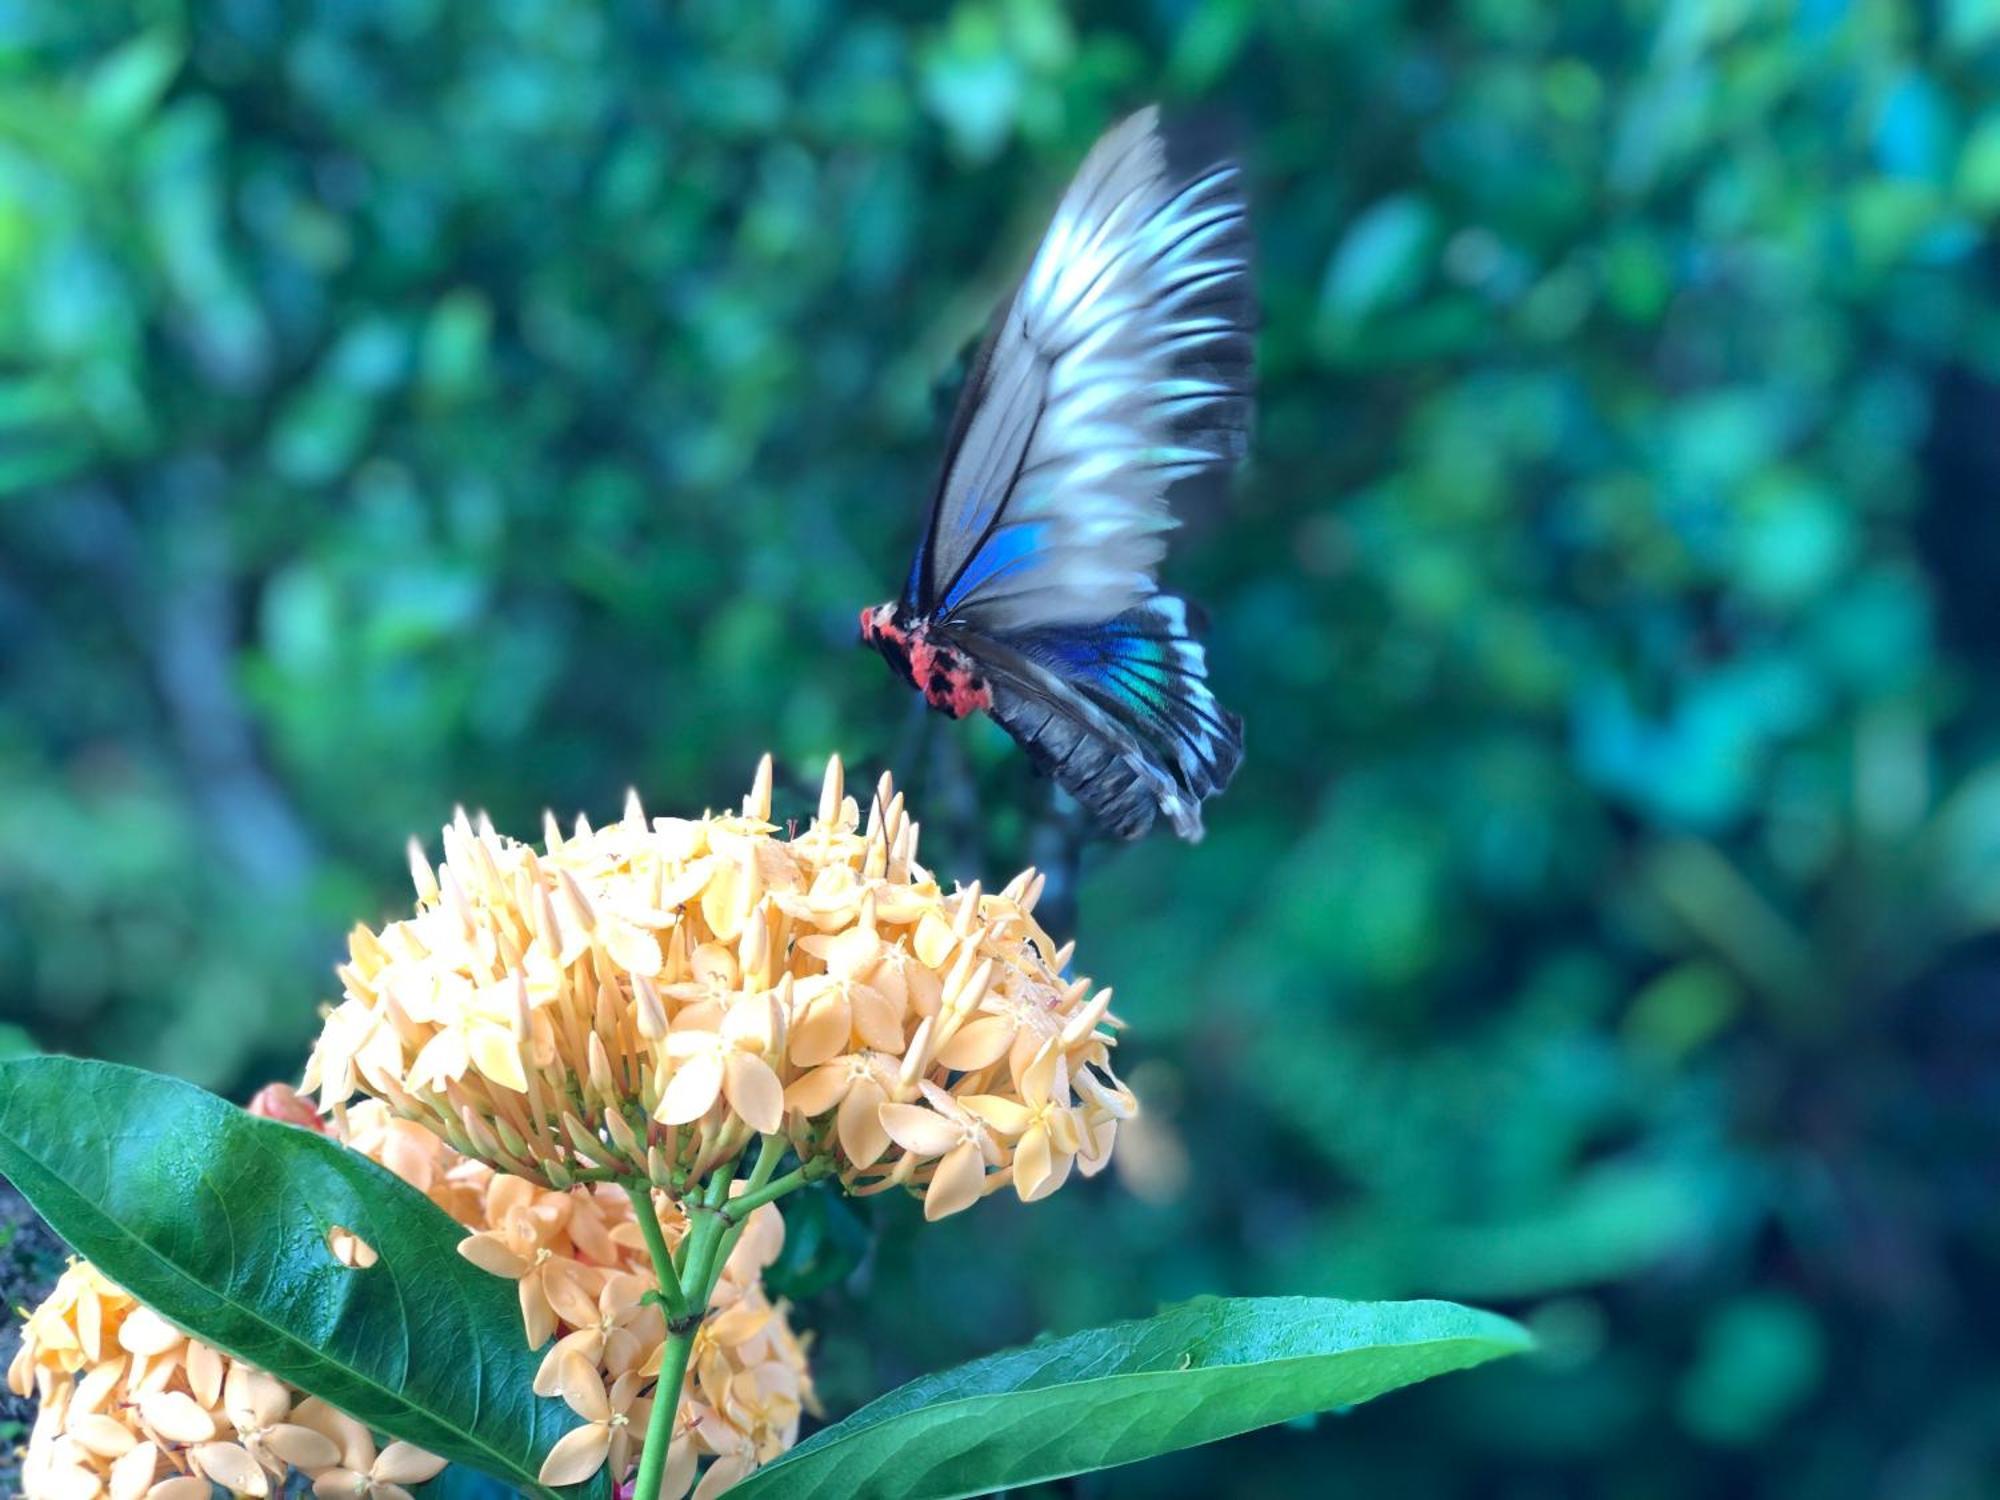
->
left=907, top=107, right=1253, bottom=635
left=968, top=596, right=1243, bottom=840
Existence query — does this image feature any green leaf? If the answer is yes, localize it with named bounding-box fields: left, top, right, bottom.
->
left=83, top=30, right=183, bottom=135
left=1320, top=195, right=1437, bottom=324
left=0, top=1057, right=602, bottom=1500
left=734, top=1295, right=1531, bottom=1500
left=415, top=1466, right=522, bottom=1500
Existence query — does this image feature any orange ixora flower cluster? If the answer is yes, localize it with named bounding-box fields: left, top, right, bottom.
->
left=8, top=1257, right=387, bottom=1500
left=10, top=1089, right=813, bottom=1500
left=338, top=1097, right=815, bottom=1494
left=7, top=1232, right=445, bottom=1500
left=304, top=754, right=1136, bottom=1221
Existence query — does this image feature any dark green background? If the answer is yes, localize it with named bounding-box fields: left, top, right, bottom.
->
left=6, top=2, right=2000, bottom=1496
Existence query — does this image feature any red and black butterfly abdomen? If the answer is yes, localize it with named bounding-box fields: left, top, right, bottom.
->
left=861, top=604, right=994, bottom=720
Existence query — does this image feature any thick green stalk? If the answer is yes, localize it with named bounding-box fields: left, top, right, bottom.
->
left=633, top=1208, right=728, bottom=1500
left=627, top=1181, right=710, bottom=1500
left=628, top=1144, right=824, bottom=1500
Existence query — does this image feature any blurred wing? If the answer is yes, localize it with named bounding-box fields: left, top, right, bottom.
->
left=905, top=107, right=1253, bottom=633
left=965, top=596, right=1244, bottom=840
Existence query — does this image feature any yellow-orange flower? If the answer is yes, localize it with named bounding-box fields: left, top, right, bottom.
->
left=537, top=1351, right=652, bottom=1486
left=303, top=754, right=1136, bottom=1220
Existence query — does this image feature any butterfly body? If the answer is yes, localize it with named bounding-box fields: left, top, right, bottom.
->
left=863, top=107, right=1252, bottom=841
left=859, top=603, right=994, bottom=720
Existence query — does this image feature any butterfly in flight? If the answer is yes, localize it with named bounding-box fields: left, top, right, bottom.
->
left=859, top=106, right=1252, bottom=841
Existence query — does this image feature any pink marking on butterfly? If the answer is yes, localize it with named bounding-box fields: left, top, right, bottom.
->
left=859, top=603, right=994, bottom=719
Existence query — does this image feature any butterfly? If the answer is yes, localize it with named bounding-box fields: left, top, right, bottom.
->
left=860, top=106, right=1252, bottom=841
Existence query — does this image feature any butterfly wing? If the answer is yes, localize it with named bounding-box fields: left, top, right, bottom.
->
left=953, top=595, right=1244, bottom=840
left=904, top=107, right=1254, bottom=633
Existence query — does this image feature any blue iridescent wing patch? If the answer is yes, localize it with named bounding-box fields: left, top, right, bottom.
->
left=977, top=596, right=1243, bottom=841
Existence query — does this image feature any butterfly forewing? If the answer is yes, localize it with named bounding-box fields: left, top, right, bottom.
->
left=911, top=107, right=1253, bottom=633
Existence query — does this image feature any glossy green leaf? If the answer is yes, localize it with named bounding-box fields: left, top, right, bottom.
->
left=0, top=1057, right=602, bottom=1500
left=734, top=1295, right=1531, bottom=1499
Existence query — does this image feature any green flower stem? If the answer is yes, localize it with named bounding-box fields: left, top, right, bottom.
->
left=633, top=1206, right=728, bottom=1500
left=629, top=1147, right=830, bottom=1500
left=621, top=1182, right=688, bottom=1323
left=703, top=1162, right=734, bottom=1208
left=722, top=1154, right=835, bottom=1221
left=741, top=1133, right=787, bottom=1195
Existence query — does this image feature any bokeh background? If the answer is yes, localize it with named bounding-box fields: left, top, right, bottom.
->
left=6, top=1, right=2000, bottom=1496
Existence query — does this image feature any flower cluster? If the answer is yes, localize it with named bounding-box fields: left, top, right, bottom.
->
left=337, top=1099, right=814, bottom=1492
left=305, top=756, right=1136, bottom=1220
left=9, top=1087, right=813, bottom=1500
left=8, top=1241, right=445, bottom=1500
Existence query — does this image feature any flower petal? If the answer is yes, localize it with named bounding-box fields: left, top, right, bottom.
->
left=190, top=1440, right=270, bottom=1496
left=108, top=1441, right=161, bottom=1500
left=933, top=1015, right=1015, bottom=1073
left=603, top=919, right=664, bottom=977
left=117, top=1309, right=184, bottom=1358
left=1019, top=1042, right=1064, bottom=1112
left=289, top=1397, right=373, bottom=1472
left=786, top=987, right=851, bottom=1068
left=519, top=1274, right=557, bottom=1350
left=534, top=1330, right=592, bottom=1398
left=957, top=1093, right=1033, bottom=1137
left=722, top=1053, right=784, bottom=1135
left=181, top=1342, right=223, bottom=1411
left=227, top=1362, right=293, bottom=1430
left=262, top=1422, right=343, bottom=1472
left=466, top=1025, right=530, bottom=1094
left=656, top=1051, right=726, bottom=1126
left=923, top=1141, right=988, bottom=1221
left=67, top=1412, right=138, bottom=1459
left=557, top=1350, right=613, bottom=1424
left=912, top=911, right=958, bottom=968
left=537, top=1422, right=612, bottom=1486
left=878, top=1103, right=964, bottom=1159
left=1013, top=1123, right=1055, bottom=1201
left=372, top=1442, right=449, bottom=1486
left=77, top=1286, right=102, bottom=1361
left=783, top=1062, right=850, bottom=1118
left=406, top=1028, right=469, bottom=1091
left=847, top=984, right=905, bottom=1052
left=693, top=1451, right=756, bottom=1500
left=137, top=1390, right=217, bottom=1444
left=542, top=1270, right=601, bottom=1332
left=73, top=1356, right=126, bottom=1415
left=660, top=1436, right=699, bottom=1500
left=455, top=1231, right=530, bottom=1280
left=836, top=1078, right=890, bottom=1167
left=1076, top=1115, right=1118, bottom=1177
left=36, top=1455, right=100, bottom=1500
left=309, top=1470, right=371, bottom=1499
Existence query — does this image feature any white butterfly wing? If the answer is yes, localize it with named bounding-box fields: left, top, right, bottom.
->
left=909, top=108, right=1254, bottom=632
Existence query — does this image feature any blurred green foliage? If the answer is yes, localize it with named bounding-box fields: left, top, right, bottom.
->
left=6, top=0, right=2000, bottom=1495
